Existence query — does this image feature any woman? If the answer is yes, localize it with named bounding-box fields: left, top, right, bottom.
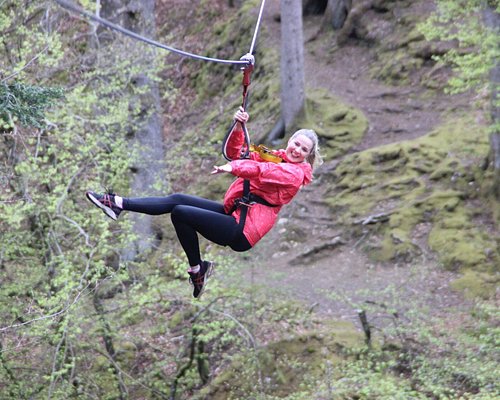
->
left=86, top=108, right=322, bottom=298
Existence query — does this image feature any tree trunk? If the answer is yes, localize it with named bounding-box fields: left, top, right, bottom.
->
left=337, top=0, right=374, bottom=45
left=101, top=0, right=165, bottom=255
left=306, top=0, right=351, bottom=43
left=280, top=0, right=306, bottom=131
left=484, top=6, right=500, bottom=198
left=325, top=0, right=352, bottom=30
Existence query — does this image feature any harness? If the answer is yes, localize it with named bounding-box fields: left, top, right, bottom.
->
left=231, top=179, right=278, bottom=228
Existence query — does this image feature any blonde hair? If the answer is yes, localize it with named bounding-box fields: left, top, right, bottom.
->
left=290, top=129, right=323, bottom=169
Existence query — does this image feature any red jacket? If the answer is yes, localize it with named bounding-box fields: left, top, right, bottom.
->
left=223, top=126, right=313, bottom=247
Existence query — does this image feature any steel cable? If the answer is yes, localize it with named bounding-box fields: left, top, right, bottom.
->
left=54, top=0, right=265, bottom=66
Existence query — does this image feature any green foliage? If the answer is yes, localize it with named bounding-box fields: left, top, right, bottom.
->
left=418, top=0, right=499, bottom=94
left=0, top=82, right=63, bottom=129
left=0, top=1, right=65, bottom=82
left=0, top=1, right=65, bottom=130
left=0, top=1, right=175, bottom=398
left=318, top=267, right=500, bottom=400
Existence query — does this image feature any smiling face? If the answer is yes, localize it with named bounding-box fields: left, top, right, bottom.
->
left=286, top=134, right=314, bottom=163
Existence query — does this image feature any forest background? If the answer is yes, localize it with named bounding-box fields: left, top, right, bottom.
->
left=0, top=0, right=498, bottom=399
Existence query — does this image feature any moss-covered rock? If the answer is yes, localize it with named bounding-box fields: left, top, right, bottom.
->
left=324, top=117, right=498, bottom=296
left=450, top=270, right=499, bottom=299
left=367, top=2, right=458, bottom=87
left=296, top=90, right=369, bottom=160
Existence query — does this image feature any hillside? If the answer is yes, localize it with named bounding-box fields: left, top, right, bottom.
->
left=149, top=1, right=500, bottom=397
left=158, top=0, right=497, bottom=319
left=1, top=1, right=497, bottom=399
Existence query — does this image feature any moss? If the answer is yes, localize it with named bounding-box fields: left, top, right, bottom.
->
left=115, top=340, right=137, bottom=365
left=451, top=270, right=499, bottom=299
left=294, top=90, right=368, bottom=160
left=324, top=117, right=498, bottom=294
left=373, top=49, right=424, bottom=84
left=429, top=218, right=489, bottom=270
left=168, top=310, right=186, bottom=330
left=429, top=160, right=458, bottom=180
left=371, top=21, right=426, bottom=84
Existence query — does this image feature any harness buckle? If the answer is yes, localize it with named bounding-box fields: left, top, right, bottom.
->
left=234, top=196, right=255, bottom=209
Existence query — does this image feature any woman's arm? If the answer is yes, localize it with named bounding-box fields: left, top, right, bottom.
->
left=230, top=159, right=307, bottom=188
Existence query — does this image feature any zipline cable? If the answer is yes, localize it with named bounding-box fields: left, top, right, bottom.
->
left=248, top=0, right=267, bottom=56
left=54, top=0, right=250, bottom=66
left=54, top=0, right=268, bottom=161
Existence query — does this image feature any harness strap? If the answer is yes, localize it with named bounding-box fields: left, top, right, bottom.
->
left=238, top=180, right=251, bottom=228
left=222, top=54, right=254, bottom=161
left=231, top=179, right=277, bottom=228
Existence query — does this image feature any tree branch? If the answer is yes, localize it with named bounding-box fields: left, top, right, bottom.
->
left=1, top=45, right=49, bottom=83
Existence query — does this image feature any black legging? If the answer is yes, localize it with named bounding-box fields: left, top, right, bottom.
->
left=123, top=193, right=251, bottom=266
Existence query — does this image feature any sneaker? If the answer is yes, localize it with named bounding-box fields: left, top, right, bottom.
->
left=86, top=191, right=122, bottom=220
left=188, top=261, right=214, bottom=299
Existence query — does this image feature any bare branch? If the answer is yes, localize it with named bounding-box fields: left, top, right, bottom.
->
left=354, top=212, right=391, bottom=225
left=0, top=281, right=91, bottom=332
left=1, top=45, right=50, bottom=83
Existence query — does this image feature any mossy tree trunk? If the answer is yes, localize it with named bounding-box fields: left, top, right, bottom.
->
left=100, top=0, right=165, bottom=255
left=491, top=73, right=500, bottom=199
left=484, top=6, right=500, bottom=199
left=280, top=0, right=306, bottom=132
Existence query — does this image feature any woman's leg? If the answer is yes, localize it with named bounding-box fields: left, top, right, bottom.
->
left=170, top=205, right=251, bottom=266
left=123, top=193, right=224, bottom=215
left=87, top=190, right=251, bottom=297
left=123, top=193, right=250, bottom=265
